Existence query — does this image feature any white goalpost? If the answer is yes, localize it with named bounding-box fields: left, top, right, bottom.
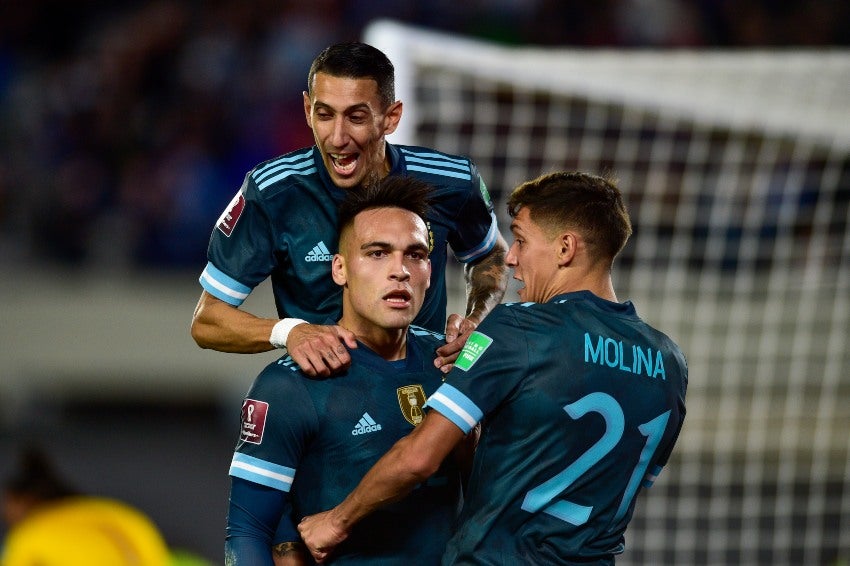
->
left=366, top=20, right=850, bottom=565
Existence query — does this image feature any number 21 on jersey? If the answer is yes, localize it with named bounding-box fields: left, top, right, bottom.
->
left=521, top=392, right=670, bottom=526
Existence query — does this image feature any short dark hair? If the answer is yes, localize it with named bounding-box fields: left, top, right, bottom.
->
left=507, top=171, right=633, bottom=262
left=4, top=447, right=77, bottom=502
left=307, top=42, right=395, bottom=109
left=338, top=176, right=433, bottom=249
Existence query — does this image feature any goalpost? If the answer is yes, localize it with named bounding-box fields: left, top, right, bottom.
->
left=366, top=20, right=850, bottom=565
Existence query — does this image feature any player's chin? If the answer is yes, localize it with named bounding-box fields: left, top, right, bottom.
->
left=382, top=309, right=416, bottom=328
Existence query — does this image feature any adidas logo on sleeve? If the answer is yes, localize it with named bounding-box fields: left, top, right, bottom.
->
left=305, top=241, right=333, bottom=262
left=351, top=413, right=382, bottom=435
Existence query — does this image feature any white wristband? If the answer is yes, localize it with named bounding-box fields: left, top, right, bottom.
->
left=269, top=318, right=308, bottom=349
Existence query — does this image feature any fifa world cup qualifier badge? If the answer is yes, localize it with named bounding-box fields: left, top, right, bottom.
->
left=454, top=331, right=493, bottom=372
left=397, top=385, right=427, bottom=426
left=240, top=399, right=269, bottom=444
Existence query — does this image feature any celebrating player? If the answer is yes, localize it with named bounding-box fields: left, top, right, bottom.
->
left=224, top=177, right=473, bottom=565
left=191, top=41, right=508, bottom=376
left=298, top=171, right=688, bottom=564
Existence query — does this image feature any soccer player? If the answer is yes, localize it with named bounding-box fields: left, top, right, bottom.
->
left=298, top=171, right=688, bottom=565
left=224, top=177, right=470, bottom=565
left=191, top=41, right=508, bottom=376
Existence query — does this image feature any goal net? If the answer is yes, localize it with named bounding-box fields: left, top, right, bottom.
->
left=366, top=20, right=850, bottom=565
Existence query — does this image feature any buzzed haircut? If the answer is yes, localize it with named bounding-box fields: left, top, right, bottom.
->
left=507, top=171, right=633, bottom=262
left=337, top=176, right=433, bottom=248
left=308, top=42, right=396, bottom=109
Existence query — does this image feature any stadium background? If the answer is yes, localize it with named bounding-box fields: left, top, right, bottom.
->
left=1, top=2, right=848, bottom=563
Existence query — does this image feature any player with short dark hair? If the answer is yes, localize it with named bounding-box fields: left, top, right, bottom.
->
left=224, top=176, right=469, bottom=565
left=298, top=171, right=688, bottom=565
left=191, top=41, right=508, bottom=377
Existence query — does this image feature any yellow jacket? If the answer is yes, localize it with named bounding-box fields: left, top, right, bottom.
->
left=1, top=496, right=170, bottom=566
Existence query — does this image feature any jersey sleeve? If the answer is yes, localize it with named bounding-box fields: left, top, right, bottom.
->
left=225, top=477, right=290, bottom=566
left=448, top=164, right=501, bottom=264
left=200, top=172, right=277, bottom=306
left=425, top=306, right=528, bottom=432
left=229, top=360, right=316, bottom=492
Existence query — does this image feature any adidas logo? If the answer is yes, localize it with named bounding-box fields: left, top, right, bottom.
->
left=305, top=241, right=333, bottom=262
left=351, top=412, right=382, bottom=436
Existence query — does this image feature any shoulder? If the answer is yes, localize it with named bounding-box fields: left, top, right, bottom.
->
left=245, top=147, right=319, bottom=197
left=393, top=144, right=478, bottom=185
left=252, top=355, right=310, bottom=396
left=409, top=324, right=446, bottom=349
left=484, top=301, right=539, bottom=325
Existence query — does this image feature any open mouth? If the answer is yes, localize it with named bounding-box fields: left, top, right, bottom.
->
left=383, top=289, right=412, bottom=306
left=330, top=153, right=358, bottom=176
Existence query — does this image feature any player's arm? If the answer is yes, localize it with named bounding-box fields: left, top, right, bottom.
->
left=191, top=291, right=357, bottom=376
left=436, top=234, right=508, bottom=371
left=297, top=412, right=465, bottom=563
left=225, top=478, right=293, bottom=566
left=192, top=291, right=278, bottom=353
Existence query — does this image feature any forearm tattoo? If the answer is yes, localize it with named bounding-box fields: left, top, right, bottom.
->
left=464, top=242, right=508, bottom=323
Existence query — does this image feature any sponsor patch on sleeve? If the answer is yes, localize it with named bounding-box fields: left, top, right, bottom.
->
left=479, top=178, right=493, bottom=209
left=240, top=399, right=268, bottom=445
left=454, top=331, right=493, bottom=372
left=216, top=191, right=246, bottom=237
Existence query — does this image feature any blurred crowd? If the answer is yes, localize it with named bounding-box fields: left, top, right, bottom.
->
left=0, top=0, right=847, bottom=269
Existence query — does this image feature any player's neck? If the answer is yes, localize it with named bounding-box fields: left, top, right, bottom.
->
left=547, top=269, right=618, bottom=303
left=341, top=320, right=408, bottom=361
left=360, top=329, right=408, bottom=361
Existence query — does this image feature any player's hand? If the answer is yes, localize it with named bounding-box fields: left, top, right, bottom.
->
left=286, top=324, right=357, bottom=377
left=297, top=511, right=348, bottom=564
left=434, top=314, right=477, bottom=373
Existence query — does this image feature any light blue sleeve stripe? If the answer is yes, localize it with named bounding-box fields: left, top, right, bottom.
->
left=642, top=464, right=664, bottom=488
left=406, top=164, right=471, bottom=181
left=257, top=166, right=317, bottom=191
left=403, top=155, right=471, bottom=173
left=253, top=149, right=313, bottom=179
left=229, top=453, right=295, bottom=492
left=199, top=263, right=252, bottom=306
left=454, top=214, right=499, bottom=263
left=399, top=148, right=469, bottom=166
left=254, top=158, right=314, bottom=186
left=424, top=383, right=483, bottom=435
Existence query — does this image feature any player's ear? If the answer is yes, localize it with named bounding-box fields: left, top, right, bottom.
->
left=332, top=254, right=347, bottom=286
left=382, top=101, right=403, bottom=135
left=303, top=91, right=312, bottom=127
left=556, top=232, right=577, bottom=266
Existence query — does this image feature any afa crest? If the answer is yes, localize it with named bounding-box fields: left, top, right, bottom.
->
left=397, top=384, right=427, bottom=426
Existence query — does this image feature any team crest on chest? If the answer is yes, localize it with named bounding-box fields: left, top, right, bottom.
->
left=397, top=384, right=427, bottom=426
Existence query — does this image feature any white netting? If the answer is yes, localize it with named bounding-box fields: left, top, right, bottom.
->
left=367, top=20, right=850, bottom=565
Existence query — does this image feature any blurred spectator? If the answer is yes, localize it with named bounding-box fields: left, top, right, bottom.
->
left=1, top=446, right=171, bottom=566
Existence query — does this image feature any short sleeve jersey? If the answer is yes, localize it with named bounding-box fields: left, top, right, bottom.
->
left=229, top=326, right=462, bottom=565
left=200, top=143, right=499, bottom=332
left=425, top=291, right=688, bottom=564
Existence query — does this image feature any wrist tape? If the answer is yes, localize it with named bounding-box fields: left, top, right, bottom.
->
left=269, top=318, right=307, bottom=349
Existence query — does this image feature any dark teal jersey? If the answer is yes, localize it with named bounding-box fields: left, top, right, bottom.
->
left=229, top=326, right=462, bottom=564
left=426, top=291, right=688, bottom=565
left=200, top=143, right=499, bottom=332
